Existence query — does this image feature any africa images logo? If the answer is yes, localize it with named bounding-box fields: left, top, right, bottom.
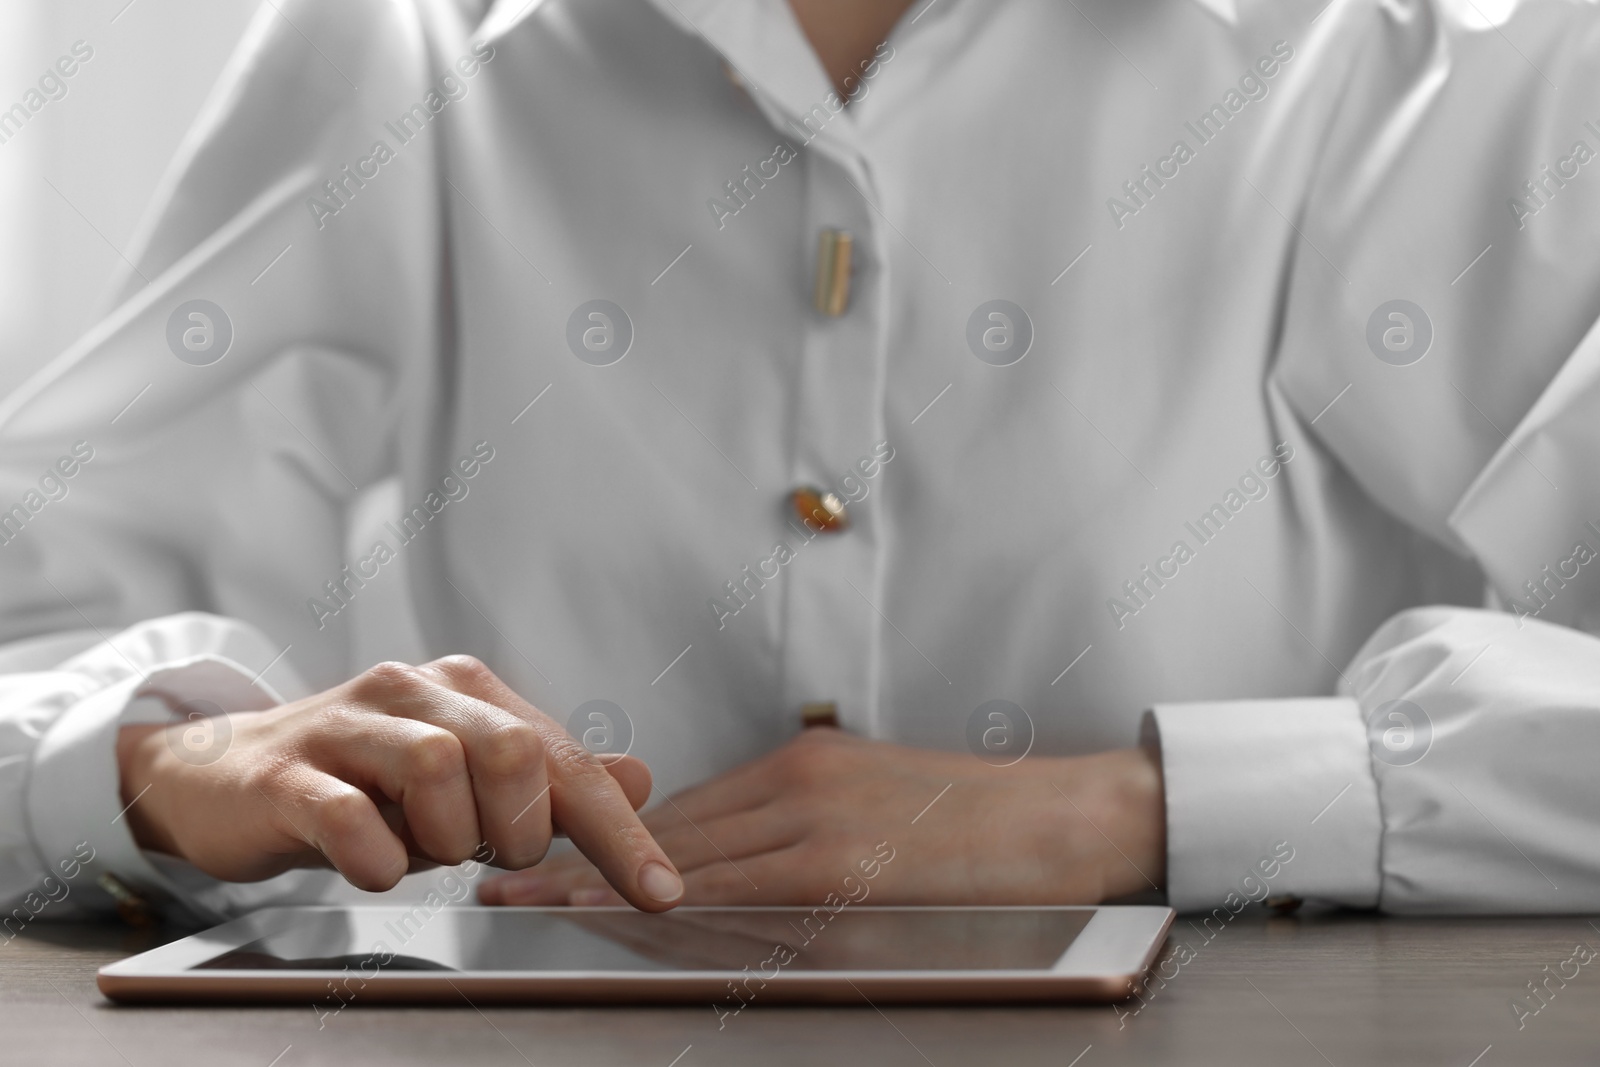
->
left=166, top=299, right=233, bottom=365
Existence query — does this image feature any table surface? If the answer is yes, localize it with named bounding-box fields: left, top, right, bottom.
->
left=7, top=909, right=1600, bottom=1066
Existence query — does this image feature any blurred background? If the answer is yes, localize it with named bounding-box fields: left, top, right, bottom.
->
left=0, top=0, right=258, bottom=397
left=0, top=0, right=440, bottom=741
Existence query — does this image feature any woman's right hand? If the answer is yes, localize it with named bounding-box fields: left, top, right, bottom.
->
left=114, top=655, right=684, bottom=910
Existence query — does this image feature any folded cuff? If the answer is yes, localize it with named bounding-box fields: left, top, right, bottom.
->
left=1142, top=697, right=1383, bottom=912
left=24, top=655, right=283, bottom=924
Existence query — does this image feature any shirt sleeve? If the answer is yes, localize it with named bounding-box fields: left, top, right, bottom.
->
left=1147, top=0, right=1600, bottom=914
left=7, top=612, right=340, bottom=923
left=0, top=0, right=457, bottom=923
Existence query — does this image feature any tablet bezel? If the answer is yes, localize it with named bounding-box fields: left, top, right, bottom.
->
left=98, top=904, right=1175, bottom=1004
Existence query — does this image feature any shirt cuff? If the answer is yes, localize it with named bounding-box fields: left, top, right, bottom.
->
left=1142, top=697, right=1383, bottom=912
left=24, top=655, right=285, bottom=924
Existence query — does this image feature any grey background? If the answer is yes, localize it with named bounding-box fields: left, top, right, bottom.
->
left=0, top=0, right=258, bottom=397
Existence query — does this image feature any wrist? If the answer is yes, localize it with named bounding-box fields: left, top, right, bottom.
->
left=1107, top=744, right=1167, bottom=896
left=116, top=723, right=181, bottom=858
left=1047, top=746, right=1167, bottom=901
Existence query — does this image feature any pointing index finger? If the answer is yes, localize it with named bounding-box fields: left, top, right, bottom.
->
left=543, top=736, right=683, bottom=910
left=417, top=656, right=682, bottom=910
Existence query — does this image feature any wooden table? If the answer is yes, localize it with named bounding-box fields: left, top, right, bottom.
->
left=6, top=909, right=1599, bottom=1066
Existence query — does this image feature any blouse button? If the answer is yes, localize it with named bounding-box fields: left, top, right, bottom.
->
left=800, top=701, right=840, bottom=728
left=790, top=486, right=849, bottom=532
left=813, top=229, right=853, bottom=317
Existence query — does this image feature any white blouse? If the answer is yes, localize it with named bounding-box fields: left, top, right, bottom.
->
left=3, top=0, right=1600, bottom=920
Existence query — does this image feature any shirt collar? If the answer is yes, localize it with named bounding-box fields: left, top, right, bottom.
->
left=640, top=0, right=856, bottom=148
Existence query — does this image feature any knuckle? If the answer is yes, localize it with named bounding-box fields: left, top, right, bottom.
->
left=354, top=660, right=425, bottom=699
left=404, top=729, right=468, bottom=786
left=316, top=789, right=373, bottom=840
left=548, top=736, right=605, bottom=780
left=478, top=720, right=543, bottom=778
left=425, top=654, right=496, bottom=689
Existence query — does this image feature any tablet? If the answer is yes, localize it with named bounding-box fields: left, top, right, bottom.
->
left=98, top=904, right=1174, bottom=1005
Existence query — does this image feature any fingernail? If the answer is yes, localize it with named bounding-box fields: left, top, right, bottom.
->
left=570, top=887, right=614, bottom=907
left=638, top=861, right=683, bottom=903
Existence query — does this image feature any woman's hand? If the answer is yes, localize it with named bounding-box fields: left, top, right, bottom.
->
left=115, top=655, right=684, bottom=910
left=477, top=728, right=1165, bottom=908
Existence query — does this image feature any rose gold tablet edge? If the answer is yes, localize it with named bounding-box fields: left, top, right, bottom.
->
left=97, top=905, right=1177, bottom=1006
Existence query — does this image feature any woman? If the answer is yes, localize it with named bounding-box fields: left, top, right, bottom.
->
left=3, top=0, right=1600, bottom=924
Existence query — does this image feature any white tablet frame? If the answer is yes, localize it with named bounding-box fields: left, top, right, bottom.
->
left=99, top=905, right=1175, bottom=1004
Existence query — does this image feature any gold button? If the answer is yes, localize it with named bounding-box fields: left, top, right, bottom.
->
left=813, top=229, right=853, bottom=317
left=800, top=701, right=839, bottom=728
left=791, top=485, right=849, bottom=532
left=97, top=872, right=156, bottom=928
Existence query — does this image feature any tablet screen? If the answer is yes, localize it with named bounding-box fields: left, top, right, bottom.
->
left=193, top=907, right=1096, bottom=973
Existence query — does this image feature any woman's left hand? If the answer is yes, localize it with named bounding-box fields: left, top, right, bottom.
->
left=477, top=728, right=1166, bottom=908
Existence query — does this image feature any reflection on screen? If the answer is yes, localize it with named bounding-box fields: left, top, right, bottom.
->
left=193, top=907, right=1093, bottom=973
